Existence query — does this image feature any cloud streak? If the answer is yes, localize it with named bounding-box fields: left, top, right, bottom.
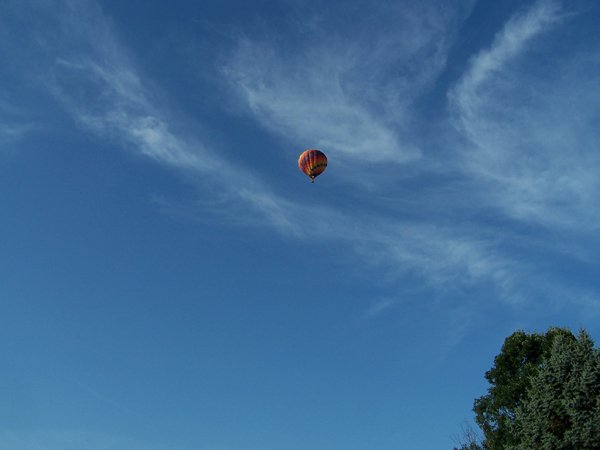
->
left=3, top=0, right=598, bottom=317
left=450, top=0, right=600, bottom=231
left=222, top=2, right=473, bottom=165
left=0, top=91, right=37, bottom=146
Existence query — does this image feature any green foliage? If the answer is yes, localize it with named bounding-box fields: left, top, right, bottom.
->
left=513, top=331, right=600, bottom=449
left=460, top=327, right=600, bottom=450
left=454, top=442, right=483, bottom=450
left=473, top=327, right=574, bottom=449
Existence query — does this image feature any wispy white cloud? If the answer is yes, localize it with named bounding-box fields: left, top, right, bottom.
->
left=450, top=0, right=600, bottom=231
left=349, top=220, right=521, bottom=301
left=366, top=298, right=396, bottom=317
left=46, top=2, right=556, bottom=303
left=31, top=1, right=287, bottom=220
left=453, top=0, right=564, bottom=101
left=222, top=2, right=473, bottom=166
left=0, top=122, right=32, bottom=144
left=4, top=0, right=595, bottom=318
left=0, top=92, right=36, bottom=146
left=47, top=47, right=216, bottom=173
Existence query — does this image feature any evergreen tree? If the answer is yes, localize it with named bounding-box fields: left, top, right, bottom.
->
left=472, top=328, right=574, bottom=449
left=455, top=327, right=600, bottom=449
left=513, top=331, right=600, bottom=449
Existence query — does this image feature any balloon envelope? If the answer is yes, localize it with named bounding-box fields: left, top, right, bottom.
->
left=298, top=149, right=327, bottom=182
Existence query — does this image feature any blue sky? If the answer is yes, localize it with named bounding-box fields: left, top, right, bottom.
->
left=1, top=0, right=600, bottom=448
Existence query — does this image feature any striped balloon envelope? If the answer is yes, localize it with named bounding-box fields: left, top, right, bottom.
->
left=298, top=149, right=328, bottom=183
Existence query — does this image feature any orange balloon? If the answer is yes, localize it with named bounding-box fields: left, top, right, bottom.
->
left=298, top=149, right=328, bottom=183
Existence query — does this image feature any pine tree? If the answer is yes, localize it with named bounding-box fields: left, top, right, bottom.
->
left=514, top=331, right=600, bottom=449
left=457, top=328, right=600, bottom=450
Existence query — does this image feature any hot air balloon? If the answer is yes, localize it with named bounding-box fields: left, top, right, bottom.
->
left=298, top=149, right=327, bottom=183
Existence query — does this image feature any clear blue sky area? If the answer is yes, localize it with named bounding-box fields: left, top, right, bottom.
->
left=2, top=1, right=600, bottom=449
